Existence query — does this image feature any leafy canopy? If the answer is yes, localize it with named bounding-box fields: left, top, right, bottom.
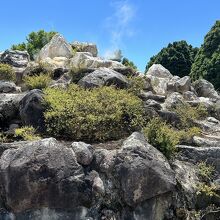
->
left=11, top=30, right=57, bottom=60
left=146, top=40, right=198, bottom=77
left=190, top=20, right=220, bottom=89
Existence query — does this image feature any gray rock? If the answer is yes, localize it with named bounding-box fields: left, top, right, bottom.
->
left=146, top=65, right=173, bottom=95
left=72, top=41, right=98, bottom=57
left=193, top=79, right=219, bottom=100
left=0, top=93, right=25, bottom=126
left=139, top=91, right=166, bottom=102
left=0, top=138, right=91, bottom=213
left=176, top=145, right=220, bottom=173
left=144, top=99, right=162, bottom=110
left=69, top=52, right=124, bottom=74
left=183, top=91, right=198, bottom=101
left=158, top=110, right=181, bottom=126
left=78, top=67, right=129, bottom=89
left=37, top=34, right=73, bottom=60
left=167, top=76, right=191, bottom=94
left=163, top=92, right=184, bottom=110
left=0, top=50, right=29, bottom=68
left=19, top=89, right=45, bottom=131
left=0, top=81, right=17, bottom=93
left=115, top=132, right=176, bottom=207
left=146, top=64, right=173, bottom=79
left=192, top=136, right=220, bottom=147
left=175, top=76, right=191, bottom=93
left=71, top=142, right=93, bottom=166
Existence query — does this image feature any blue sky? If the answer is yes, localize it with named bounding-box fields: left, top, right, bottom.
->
left=0, top=0, right=219, bottom=71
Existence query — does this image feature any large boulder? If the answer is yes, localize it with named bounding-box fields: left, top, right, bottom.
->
left=193, top=79, right=219, bottom=100
left=0, top=138, right=91, bottom=213
left=146, top=64, right=173, bottom=95
left=78, top=67, right=129, bottom=89
left=72, top=41, right=98, bottom=57
left=0, top=93, right=25, bottom=126
left=19, top=89, right=45, bottom=131
left=162, top=92, right=185, bottom=110
left=0, top=50, right=29, bottom=68
left=114, top=132, right=176, bottom=207
left=69, top=52, right=124, bottom=73
left=37, top=34, right=73, bottom=61
left=167, top=76, right=191, bottom=94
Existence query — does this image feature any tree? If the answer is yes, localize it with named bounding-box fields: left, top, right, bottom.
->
left=190, top=20, right=220, bottom=89
left=11, top=30, right=57, bottom=60
left=146, top=41, right=198, bottom=77
left=122, top=57, right=138, bottom=71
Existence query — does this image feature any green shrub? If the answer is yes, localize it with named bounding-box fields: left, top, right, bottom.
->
left=0, top=133, right=7, bottom=143
left=198, top=162, right=215, bottom=180
left=196, top=183, right=219, bottom=198
left=24, top=73, right=52, bottom=90
left=143, top=117, right=180, bottom=159
left=122, top=57, right=138, bottom=71
left=44, top=85, right=145, bottom=142
left=15, top=126, right=41, bottom=141
left=0, top=64, right=15, bottom=81
left=127, top=76, right=146, bottom=96
left=179, top=126, right=202, bottom=142
left=172, top=103, right=208, bottom=128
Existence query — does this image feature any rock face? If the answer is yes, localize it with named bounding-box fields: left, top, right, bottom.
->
left=0, top=138, right=91, bottom=213
left=72, top=41, right=98, bottom=57
left=0, top=81, right=17, bottom=93
left=37, top=34, right=73, bottom=60
left=193, top=79, right=220, bottom=99
left=0, top=93, right=25, bottom=127
left=0, top=50, right=29, bottom=68
left=19, top=89, right=45, bottom=131
left=78, top=67, right=129, bottom=89
left=115, top=132, right=176, bottom=207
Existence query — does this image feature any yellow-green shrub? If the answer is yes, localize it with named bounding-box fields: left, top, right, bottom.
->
left=15, top=126, right=41, bottom=141
left=172, top=103, right=208, bottom=128
left=127, top=76, right=146, bottom=96
left=0, top=63, right=15, bottom=81
left=24, top=73, right=52, bottom=90
left=44, top=85, right=145, bottom=142
left=198, top=162, right=215, bottom=180
left=144, top=117, right=180, bottom=159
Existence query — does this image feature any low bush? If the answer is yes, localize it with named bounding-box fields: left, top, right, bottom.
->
left=196, top=183, right=219, bottom=198
left=198, top=162, right=215, bottom=180
left=24, top=73, right=52, bottom=89
left=44, top=85, right=145, bottom=142
left=127, top=76, right=146, bottom=96
left=0, top=63, right=15, bottom=81
left=172, top=103, right=208, bottom=128
left=15, top=126, right=41, bottom=141
left=143, top=117, right=180, bottom=159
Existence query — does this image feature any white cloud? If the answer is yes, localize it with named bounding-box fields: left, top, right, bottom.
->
left=104, top=0, right=136, bottom=59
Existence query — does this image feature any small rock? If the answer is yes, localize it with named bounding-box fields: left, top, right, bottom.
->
left=71, top=142, right=93, bottom=166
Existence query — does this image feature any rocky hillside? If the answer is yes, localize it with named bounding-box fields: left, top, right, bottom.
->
left=0, top=34, right=220, bottom=220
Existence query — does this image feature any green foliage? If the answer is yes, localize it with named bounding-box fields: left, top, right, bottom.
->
left=196, top=183, right=219, bottom=198
left=122, top=57, right=138, bottom=71
left=143, top=117, right=179, bottom=159
left=172, top=103, right=208, bottom=129
left=15, top=126, right=41, bottom=141
left=179, top=126, right=202, bottom=142
left=44, top=85, right=145, bottom=142
left=0, top=133, right=7, bottom=143
left=0, top=63, right=15, bottom=81
left=191, top=20, right=220, bottom=89
left=24, top=73, right=52, bottom=90
left=127, top=76, right=146, bottom=96
left=11, top=30, right=57, bottom=60
left=198, top=162, right=215, bottom=180
left=146, top=40, right=198, bottom=77
left=11, top=42, right=26, bottom=51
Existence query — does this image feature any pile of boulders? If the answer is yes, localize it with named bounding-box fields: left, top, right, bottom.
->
left=0, top=34, right=220, bottom=220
